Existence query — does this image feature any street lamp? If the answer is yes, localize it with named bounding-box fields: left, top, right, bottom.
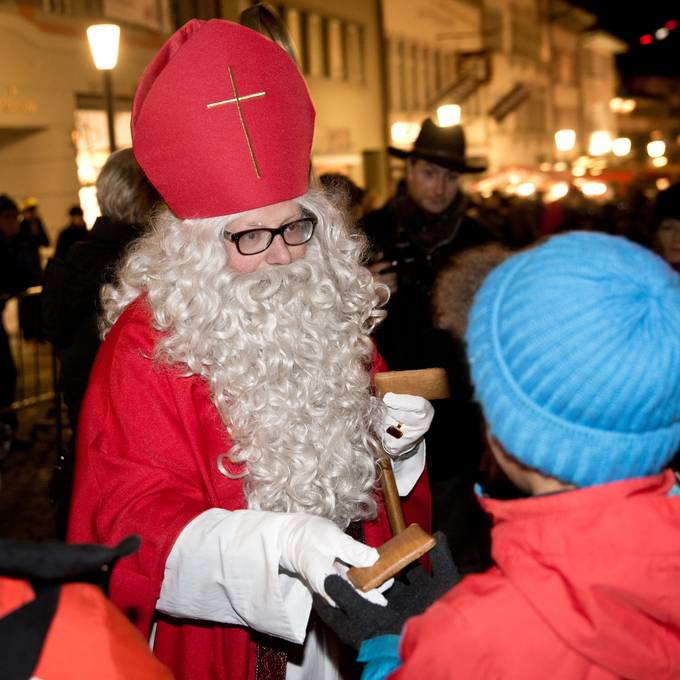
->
left=436, top=104, right=461, bottom=127
left=87, top=24, right=120, bottom=153
left=589, top=131, right=612, bottom=156
left=611, top=137, right=632, bottom=157
left=647, top=140, right=666, bottom=158
left=554, top=129, right=576, bottom=153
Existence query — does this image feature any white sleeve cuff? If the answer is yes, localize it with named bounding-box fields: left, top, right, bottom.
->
left=390, top=439, right=426, bottom=496
left=157, top=508, right=311, bottom=643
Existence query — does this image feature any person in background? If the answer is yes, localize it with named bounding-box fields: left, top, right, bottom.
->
left=68, top=19, right=433, bottom=680
left=316, top=231, right=680, bottom=680
left=650, top=181, right=680, bottom=273
left=44, top=149, right=161, bottom=435
left=319, top=173, right=368, bottom=224
left=54, top=204, right=87, bottom=261
left=42, top=148, right=161, bottom=538
left=16, top=197, right=49, bottom=341
left=430, top=243, right=517, bottom=530
left=0, top=194, right=34, bottom=452
left=649, top=181, right=680, bottom=473
left=361, top=120, right=497, bottom=573
left=18, top=196, right=49, bottom=282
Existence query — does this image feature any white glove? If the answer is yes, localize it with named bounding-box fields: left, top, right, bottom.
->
left=278, top=512, right=379, bottom=601
left=381, top=392, right=434, bottom=458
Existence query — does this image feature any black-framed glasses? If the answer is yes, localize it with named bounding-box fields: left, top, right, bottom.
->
left=224, top=215, right=317, bottom=255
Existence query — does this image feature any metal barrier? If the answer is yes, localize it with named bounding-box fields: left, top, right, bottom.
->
left=0, top=287, right=64, bottom=453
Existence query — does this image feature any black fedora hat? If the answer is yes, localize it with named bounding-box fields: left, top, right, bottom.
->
left=388, top=118, right=486, bottom=174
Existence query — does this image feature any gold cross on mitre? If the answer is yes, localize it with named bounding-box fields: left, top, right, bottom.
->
left=206, top=65, right=266, bottom=179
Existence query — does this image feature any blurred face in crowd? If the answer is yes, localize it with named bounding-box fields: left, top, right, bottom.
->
left=223, top=199, right=312, bottom=274
left=656, top=218, right=680, bottom=265
left=70, top=212, right=85, bottom=228
left=406, top=159, right=460, bottom=215
left=0, top=207, right=20, bottom=238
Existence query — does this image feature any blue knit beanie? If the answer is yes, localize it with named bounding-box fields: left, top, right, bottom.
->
left=466, top=232, right=680, bottom=487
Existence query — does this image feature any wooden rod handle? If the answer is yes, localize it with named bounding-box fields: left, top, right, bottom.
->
left=378, top=457, right=406, bottom=535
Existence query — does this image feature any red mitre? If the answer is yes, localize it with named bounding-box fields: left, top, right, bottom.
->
left=132, top=19, right=315, bottom=218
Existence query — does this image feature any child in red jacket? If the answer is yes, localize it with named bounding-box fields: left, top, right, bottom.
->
left=316, top=231, right=680, bottom=679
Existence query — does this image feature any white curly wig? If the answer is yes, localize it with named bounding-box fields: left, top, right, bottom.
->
left=100, top=189, right=388, bottom=527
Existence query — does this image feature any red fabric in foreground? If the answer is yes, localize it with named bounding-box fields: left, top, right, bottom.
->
left=0, top=577, right=173, bottom=680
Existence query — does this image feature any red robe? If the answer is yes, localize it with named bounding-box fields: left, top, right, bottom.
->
left=68, top=297, right=431, bottom=680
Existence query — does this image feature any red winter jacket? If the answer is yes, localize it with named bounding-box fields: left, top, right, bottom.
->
left=394, top=471, right=680, bottom=679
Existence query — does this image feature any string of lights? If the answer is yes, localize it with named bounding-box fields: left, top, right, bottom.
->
left=639, top=19, right=678, bottom=46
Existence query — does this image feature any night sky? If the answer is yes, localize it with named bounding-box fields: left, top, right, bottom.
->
left=571, top=1, right=680, bottom=77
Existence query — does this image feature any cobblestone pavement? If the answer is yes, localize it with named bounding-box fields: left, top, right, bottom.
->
left=0, top=402, right=63, bottom=541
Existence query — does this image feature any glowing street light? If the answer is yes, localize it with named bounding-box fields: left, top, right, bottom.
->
left=610, top=97, right=636, bottom=114
left=589, top=131, right=612, bottom=156
left=647, top=140, right=666, bottom=158
left=516, top=182, right=536, bottom=197
left=547, top=182, right=569, bottom=201
left=581, top=181, right=608, bottom=197
left=436, top=104, right=461, bottom=127
left=554, top=129, right=576, bottom=152
left=620, top=99, right=636, bottom=113
left=87, top=24, right=121, bottom=153
left=611, top=137, right=632, bottom=157
left=390, top=121, right=420, bottom=147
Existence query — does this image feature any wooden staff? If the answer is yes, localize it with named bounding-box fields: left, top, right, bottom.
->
left=374, top=367, right=450, bottom=536
left=347, top=368, right=450, bottom=592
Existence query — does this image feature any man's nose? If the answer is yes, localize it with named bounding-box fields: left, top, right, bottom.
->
left=433, top=175, right=447, bottom=196
left=265, top=234, right=293, bottom=265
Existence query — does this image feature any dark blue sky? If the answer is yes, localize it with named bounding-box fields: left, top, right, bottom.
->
left=572, top=1, right=680, bottom=77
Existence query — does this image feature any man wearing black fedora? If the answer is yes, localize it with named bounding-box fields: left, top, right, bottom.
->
left=361, top=118, right=498, bottom=575
left=362, top=118, right=494, bottom=370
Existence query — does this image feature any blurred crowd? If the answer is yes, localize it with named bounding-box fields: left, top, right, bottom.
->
left=0, top=111, right=680, bottom=677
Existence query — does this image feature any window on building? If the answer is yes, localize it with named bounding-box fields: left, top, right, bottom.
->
left=483, top=7, right=503, bottom=52
left=515, top=88, right=546, bottom=134
left=555, top=106, right=578, bottom=131
left=283, top=6, right=305, bottom=66
left=326, top=18, right=345, bottom=80
left=390, top=39, right=403, bottom=110
left=510, top=5, right=540, bottom=61
left=346, top=23, right=364, bottom=85
left=555, top=48, right=577, bottom=85
left=304, top=12, right=325, bottom=77
left=583, top=49, right=610, bottom=80
left=73, top=105, right=132, bottom=227
left=285, top=7, right=364, bottom=85
left=171, top=0, right=218, bottom=27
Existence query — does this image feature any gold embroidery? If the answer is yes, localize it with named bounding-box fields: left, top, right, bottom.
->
left=206, top=66, right=265, bottom=178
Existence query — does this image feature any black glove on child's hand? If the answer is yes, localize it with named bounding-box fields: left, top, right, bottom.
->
left=313, top=532, right=460, bottom=649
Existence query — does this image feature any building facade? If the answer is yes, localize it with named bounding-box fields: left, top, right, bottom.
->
left=0, top=0, right=629, bottom=237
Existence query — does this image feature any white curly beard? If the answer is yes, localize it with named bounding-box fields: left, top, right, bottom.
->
left=209, top=249, right=381, bottom=526
left=101, top=191, right=385, bottom=527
